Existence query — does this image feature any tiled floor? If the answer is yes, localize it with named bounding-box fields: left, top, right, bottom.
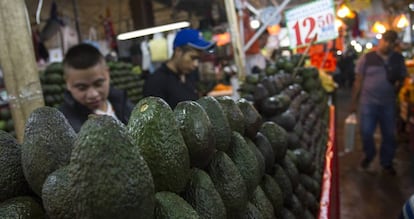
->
left=334, top=87, right=414, bottom=219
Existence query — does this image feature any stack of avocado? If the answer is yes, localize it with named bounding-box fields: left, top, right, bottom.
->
left=1, top=77, right=328, bottom=218
left=39, top=62, right=65, bottom=107
left=108, top=61, right=145, bottom=104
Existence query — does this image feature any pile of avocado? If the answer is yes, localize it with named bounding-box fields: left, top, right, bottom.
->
left=1, top=57, right=329, bottom=218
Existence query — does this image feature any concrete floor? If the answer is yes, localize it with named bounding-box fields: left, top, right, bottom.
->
left=334, top=87, right=414, bottom=219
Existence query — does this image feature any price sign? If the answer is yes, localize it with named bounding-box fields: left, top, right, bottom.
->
left=285, top=0, right=338, bottom=48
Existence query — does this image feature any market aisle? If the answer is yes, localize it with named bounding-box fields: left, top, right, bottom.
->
left=335, top=87, right=414, bottom=219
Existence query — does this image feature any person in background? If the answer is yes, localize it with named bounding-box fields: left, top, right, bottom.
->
left=350, top=30, right=407, bottom=175
left=143, top=28, right=215, bottom=108
left=59, top=43, right=134, bottom=132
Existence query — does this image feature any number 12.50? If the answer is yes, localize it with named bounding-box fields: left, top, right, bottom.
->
left=292, top=13, right=334, bottom=46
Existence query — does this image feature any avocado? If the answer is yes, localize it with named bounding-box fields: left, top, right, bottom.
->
left=70, top=115, right=154, bottom=218
left=227, top=132, right=261, bottom=197
left=246, top=74, right=260, bottom=84
left=304, top=209, right=315, bottom=219
left=306, top=191, right=319, bottom=215
left=174, top=101, right=216, bottom=168
left=0, top=196, right=44, bottom=219
left=293, top=148, right=315, bottom=175
left=21, top=106, right=76, bottom=196
left=216, top=96, right=245, bottom=135
left=254, top=132, right=275, bottom=175
left=285, top=194, right=303, bottom=219
left=0, top=130, right=30, bottom=202
left=245, top=137, right=266, bottom=180
left=287, top=132, right=300, bottom=150
left=206, top=151, right=248, bottom=217
left=260, top=94, right=291, bottom=117
left=269, top=110, right=296, bottom=132
left=259, top=121, right=288, bottom=163
left=281, top=208, right=296, bottom=219
left=197, top=96, right=231, bottom=151
left=281, top=156, right=300, bottom=189
left=251, top=186, right=276, bottom=219
left=237, top=98, right=263, bottom=139
left=253, top=83, right=269, bottom=107
left=155, top=191, right=200, bottom=219
left=261, top=77, right=277, bottom=95
left=272, top=164, right=293, bottom=203
left=183, top=168, right=227, bottom=219
left=236, top=202, right=264, bottom=219
left=42, top=165, right=74, bottom=219
left=260, top=174, right=283, bottom=216
left=128, top=97, right=190, bottom=193
left=294, top=183, right=308, bottom=208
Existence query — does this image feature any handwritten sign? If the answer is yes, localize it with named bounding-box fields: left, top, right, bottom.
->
left=285, top=0, right=338, bottom=48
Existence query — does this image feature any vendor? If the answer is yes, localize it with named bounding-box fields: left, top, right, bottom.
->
left=142, top=28, right=215, bottom=108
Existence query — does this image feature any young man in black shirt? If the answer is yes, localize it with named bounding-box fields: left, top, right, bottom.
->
left=143, top=28, right=215, bottom=108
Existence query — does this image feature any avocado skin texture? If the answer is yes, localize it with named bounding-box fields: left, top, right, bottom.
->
left=254, top=132, right=275, bottom=175
left=197, top=96, right=231, bottom=151
left=260, top=175, right=283, bottom=216
left=216, top=96, right=245, bottom=135
left=174, top=101, right=216, bottom=169
left=227, top=132, right=261, bottom=197
left=21, top=106, right=76, bottom=196
left=128, top=97, right=190, bottom=193
left=245, top=137, right=266, bottom=181
left=0, top=196, right=45, bottom=219
left=272, top=164, right=293, bottom=203
left=42, top=165, right=74, bottom=219
left=183, top=168, right=227, bottom=219
left=155, top=191, right=200, bottom=219
left=236, top=98, right=262, bottom=139
left=207, top=151, right=248, bottom=218
left=259, top=121, right=288, bottom=163
left=70, top=115, right=154, bottom=219
left=0, top=130, right=30, bottom=202
left=251, top=186, right=276, bottom=219
left=236, top=202, right=264, bottom=219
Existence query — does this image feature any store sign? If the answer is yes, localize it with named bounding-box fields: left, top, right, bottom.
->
left=285, top=0, right=338, bottom=48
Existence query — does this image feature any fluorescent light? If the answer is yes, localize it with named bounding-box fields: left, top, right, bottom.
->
left=117, top=21, right=190, bottom=40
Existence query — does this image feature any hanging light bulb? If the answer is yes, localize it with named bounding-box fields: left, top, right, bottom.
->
left=393, top=14, right=409, bottom=29
left=337, top=5, right=351, bottom=18
left=372, top=21, right=386, bottom=34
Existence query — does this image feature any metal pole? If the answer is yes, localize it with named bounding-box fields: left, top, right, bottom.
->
left=72, top=0, right=82, bottom=42
left=243, top=0, right=290, bottom=52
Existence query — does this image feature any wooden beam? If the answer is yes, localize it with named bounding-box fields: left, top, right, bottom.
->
left=224, top=0, right=247, bottom=82
left=0, top=0, right=45, bottom=142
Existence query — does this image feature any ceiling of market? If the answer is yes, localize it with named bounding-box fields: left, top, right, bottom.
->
left=24, top=0, right=412, bottom=41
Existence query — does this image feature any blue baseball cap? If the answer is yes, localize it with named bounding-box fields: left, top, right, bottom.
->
left=173, top=28, right=215, bottom=50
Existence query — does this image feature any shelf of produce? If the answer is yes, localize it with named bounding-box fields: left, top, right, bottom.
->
left=318, top=103, right=339, bottom=219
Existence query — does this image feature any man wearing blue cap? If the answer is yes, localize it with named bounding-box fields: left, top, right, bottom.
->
left=143, top=28, right=215, bottom=108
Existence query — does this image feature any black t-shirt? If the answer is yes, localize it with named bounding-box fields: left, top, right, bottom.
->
left=143, top=63, right=199, bottom=108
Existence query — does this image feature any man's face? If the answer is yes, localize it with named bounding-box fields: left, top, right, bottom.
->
left=64, top=61, right=110, bottom=111
left=379, top=39, right=395, bottom=55
left=175, top=48, right=201, bottom=74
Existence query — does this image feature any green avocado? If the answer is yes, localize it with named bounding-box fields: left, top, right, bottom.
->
left=245, top=137, right=266, bottom=181
left=42, top=165, right=74, bottom=219
left=70, top=115, right=154, bottom=219
left=254, top=132, right=275, bottom=175
left=259, top=121, right=288, bottom=163
left=237, top=98, right=263, bottom=139
left=0, top=130, right=30, bottom=202
left=174, top=101, right=216, bottom=169
left=216, top=96, right=245, bottom=135
left=227, top=132, right=261, bottom=197
left=236, top=202, right=264, bottom=219
left=0, top=196, right=44, bottom=219
left=155, top=191, right=200, bottom=219
left=207, top=151, right=248, bottom=217
left=183, top=168, right=227, bottom=219
left=260, top=175, right=283, bottom=216
left=128, top=97, right=190, bottom=193
left=272, top=164, right=293, bottom=203
left=197, top=96, right=231, bottom=151
left=251, top=186, right=276, bottom=219
left=21, top=106, right=76, bottom=196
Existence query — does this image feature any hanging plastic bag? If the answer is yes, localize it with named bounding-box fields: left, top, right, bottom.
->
left=344, top=113, right=357, bottom=153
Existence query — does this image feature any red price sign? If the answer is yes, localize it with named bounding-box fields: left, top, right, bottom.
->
left=285, top=0, right=338, bottom=48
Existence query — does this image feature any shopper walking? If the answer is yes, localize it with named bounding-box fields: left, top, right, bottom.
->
left=143, top=28, right=215, bottom=108
left=59, top=43, right=134, bottom=132
left=350, top=30, right=407, bottom=175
